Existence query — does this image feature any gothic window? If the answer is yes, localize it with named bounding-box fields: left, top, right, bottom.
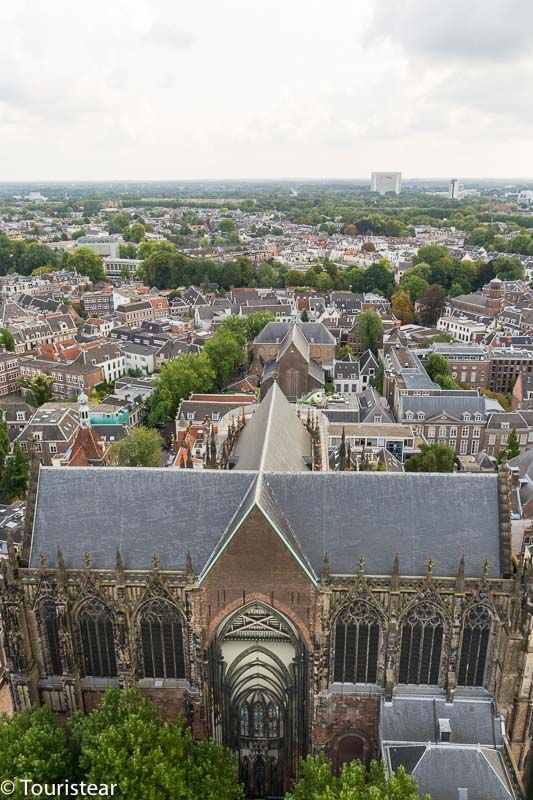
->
left=267, top=703, right=278, bottom=737
left=140, top=599, right=185, bottom=680
left=240, top=703, right=250, bottom=736
left=79, top=601, right=117, bottom=678
left=333, top=600, right=380, bottom=684
left=39, top=600, right=62, bottom=676
left=253, top=702, right=265, bottom=737
left=399, top=602, right=444, bottom=685
left=458, top=605, right=492, bottom=687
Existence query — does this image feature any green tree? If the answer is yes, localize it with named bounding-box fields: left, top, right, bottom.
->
left=73, top=689, right=241, bottom=800
left=1, top=443, right=29, bottom=502
left=217, top=218, right=237, bottom=234
left=492, top=256, right=524, bottom=281
left=123, top=222, right=145, bottom=243
left=112, top=426, right=162, bottom=467
left=354, top=310, right=383, bottom=355
left=18, top=374, right=55, bottom=407
left=362, top=259, right=395, bottom=298
left=286, top=753, right=426, bottom=800
left=425, top=353, right=459, bottom=389
left=301, top=309, right=310, bottom=322
left=285, top=269, right=303, bottom=286
left=108, top=212, right=131, bottom=234
left=405, top=442, right=456, bottom=473
left=391, top=289, right=414, bottom=325
left=205, top=331, right=244, bottom=389
left=0, top=410, right=9, bottom=475
left=0, top=328, right=16, bottom=352
left=67, top=248, right=105, bottom=283
left=336, top=345, right=352, bottom=360
left=499, top=427, right=521, bottom=463
left=0, top=706, right=73, bottom=799
left=119, top=243, right=138, bottom=259
left=243, top=312, right=275, bottom=341
left=149, top=352, right=216, bottom=426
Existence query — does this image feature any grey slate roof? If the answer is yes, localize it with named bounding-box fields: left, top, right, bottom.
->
left=232, top=383, right=312, bottom=472
left=254, top=321, right=335, bottom=346
left=30, top=469, right=502, bottom=577
left=406, top=747, right=514, bottom=800
left=382, top=693, right=516, bottom=800
left=263, top=472, right=501, bottom=578
left=382, top=694, right=503, bottom=746
left=31, top=468, right=256, bottom=571
left=400, top=393, right=486, bottom=421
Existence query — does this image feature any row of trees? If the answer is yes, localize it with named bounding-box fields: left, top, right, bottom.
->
left=0, top=689, right=242, bottom=800
left=0, top=235, right=106, bottom=283
left=0, top=689, right=424, bottom=800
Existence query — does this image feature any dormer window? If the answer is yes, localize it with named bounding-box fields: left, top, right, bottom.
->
left=463, top=413, right=471, bottom=421
left=501, top=421, right=510, bottom=430
left=474, top=413, right=482, bottom=421
left=405, top=411, right=414, bottom=421
left=417, top=411, right=425, bottom=421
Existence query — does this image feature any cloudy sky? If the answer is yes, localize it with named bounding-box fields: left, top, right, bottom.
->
left=1, top=0, right=532, bottom=180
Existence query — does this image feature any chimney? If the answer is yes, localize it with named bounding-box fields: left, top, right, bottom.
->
left=457, top=790, right=468, bottom=800
left=438, top=718, right=451, bottom=743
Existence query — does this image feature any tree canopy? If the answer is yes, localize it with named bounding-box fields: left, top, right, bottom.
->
left=354, top=310, right=383, bottom=355
left=286, top=753, right=427, bottom=800
left=0, top=689, right=242, bottom=800
left=112, top=426, right=163, bottom=467
left=405, top=442, right=456, bottom=473
left=17, top=373, right=55, bottom=407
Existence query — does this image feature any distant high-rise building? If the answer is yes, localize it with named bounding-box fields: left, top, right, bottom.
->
left=370, top=171, right=402, bottom=195
left=449, top=179, right=464, bottom=200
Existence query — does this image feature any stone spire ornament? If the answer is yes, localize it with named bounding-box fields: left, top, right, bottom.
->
left=115, top=547, right=125, bottom=584
left=320, top=551, right=330, bottom=584
left=455, top=555, right=465, bottom=594
left=56, top=546, right=67, bottom=591
left=391, top=552, right=400, bottom=592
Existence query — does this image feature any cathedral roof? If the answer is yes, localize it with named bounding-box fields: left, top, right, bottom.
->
left=231, top=383, right=312, bottom=472
left=30, top=466, right=502, bottom=580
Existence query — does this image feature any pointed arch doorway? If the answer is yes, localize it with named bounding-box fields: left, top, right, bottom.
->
left=208, top=601, right=308, bottom=798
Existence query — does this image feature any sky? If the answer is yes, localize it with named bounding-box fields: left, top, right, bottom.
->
left=1, top=0, right=532, bottom=181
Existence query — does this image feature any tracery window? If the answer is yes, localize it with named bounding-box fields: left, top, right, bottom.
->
left=253, top=702, right=265, bottom=737
left=267, top=703, right=278, bottom=737
left=398, top=602, right=444, bottom=685
left=240, top=703, right=250, bottom=736
left=40, top=600, right=62, bottom=676
left=79, top=600, right=117, bottom=678
left=458, top=605, right=492, bottom=687
left=333, top=600, right=380, bottom=684
left=140, top=599, right=185, bottom=680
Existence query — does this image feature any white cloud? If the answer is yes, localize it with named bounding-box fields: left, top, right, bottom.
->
left=0, top=0, right=531, bottom=179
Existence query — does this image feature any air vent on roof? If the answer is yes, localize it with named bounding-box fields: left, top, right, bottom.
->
left=457, top=790, right=468, bottom=800
left=438, top=718, right=451, bottom=743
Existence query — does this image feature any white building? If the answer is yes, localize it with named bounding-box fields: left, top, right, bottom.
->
left=437, top=315, right=487, bottom=343
left=449, top=179, right=464, bottom=200
left=518, top=190, right=533, bottom=205
left=103, top=257, right=143, bottom=279
left=370, top=172, right=402, bottom=195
